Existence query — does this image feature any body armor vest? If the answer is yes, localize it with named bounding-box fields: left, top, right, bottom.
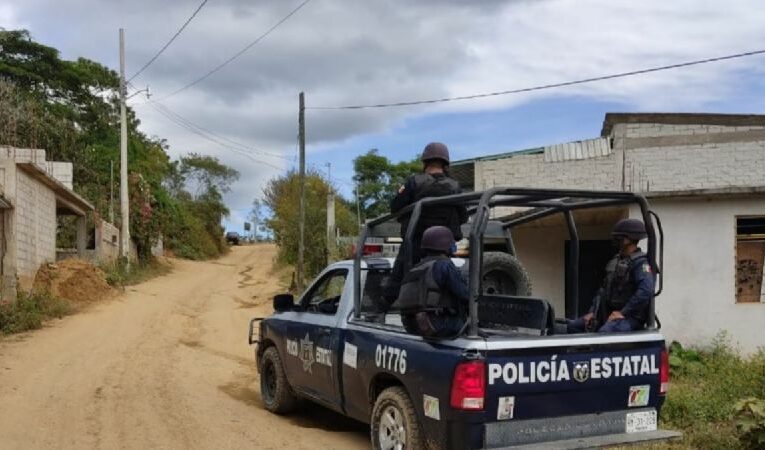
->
left=400, top=173, right=463, bottom=240
left=603, top=251, right=648, bottom=320
left=394, top=256, right=458, bottom=313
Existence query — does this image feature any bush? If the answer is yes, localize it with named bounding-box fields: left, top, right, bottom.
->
left=101, top=258, right=171, bottom=287
left=661, top=335, right=765, bottom=449
left=734, top=397, right=765, bottom=449
left=0, top=291, right=72, bottom=334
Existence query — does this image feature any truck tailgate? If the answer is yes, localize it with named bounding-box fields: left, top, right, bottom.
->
left=481, top=332, right=669, bottom=448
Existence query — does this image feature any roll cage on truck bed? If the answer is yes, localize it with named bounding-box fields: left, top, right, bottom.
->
left=250, top=187, right=681, bottom=450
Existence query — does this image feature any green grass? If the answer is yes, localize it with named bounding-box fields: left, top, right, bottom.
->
left=101, top=258, right=172, bottom=288
left=656, top=334, right=765, bottom=449
left=0, top=291, right=73, bottom=335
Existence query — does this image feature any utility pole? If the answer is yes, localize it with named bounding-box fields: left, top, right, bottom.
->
left=109, top=160, right=115, bottom=223
left=355, top=179, right=362, bottom=229
left=326, top=162, right=335, bottom=264
left=119, top=29, right=130, bottom=267
left=297, top=92, right=306, bottom=290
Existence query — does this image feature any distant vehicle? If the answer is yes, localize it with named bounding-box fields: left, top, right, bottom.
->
left=249, top=188, right=680, bottom=449
left=225, top=232, right=241, bottom=245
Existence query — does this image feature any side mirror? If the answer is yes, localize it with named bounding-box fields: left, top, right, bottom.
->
left=273, top=293, right=295, bottom=312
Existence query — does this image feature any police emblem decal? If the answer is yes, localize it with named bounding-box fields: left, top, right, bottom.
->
left=299, top=333, right=315, bottom=372
left=572, top=361, right=590, bottom=383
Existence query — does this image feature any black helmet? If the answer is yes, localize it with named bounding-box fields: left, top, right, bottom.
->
left=612, top=218, right=647, bottom=241
left=421, top=142, right=450, bottom=165
left=421, top=226, right=454, bottom=253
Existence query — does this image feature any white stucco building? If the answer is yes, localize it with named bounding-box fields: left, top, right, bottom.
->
left=451, top=113, right=765, bottom=353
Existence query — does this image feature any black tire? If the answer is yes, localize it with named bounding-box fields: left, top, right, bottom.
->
left=371, top=386, right=424, bottom=450
left=260, top=346, right=297, bottom=414
left=461, top=251, right=532, bottom=296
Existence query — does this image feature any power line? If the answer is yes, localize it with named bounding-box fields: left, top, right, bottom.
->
left=307, top=48, right=765, bottom=110
left=128, top=0, right=211, bottom=82
left=147, top=101, right=284, bottom=170
left=153, top=102, right=292, bottom=161
left=153, top=0, right=314, bottom=102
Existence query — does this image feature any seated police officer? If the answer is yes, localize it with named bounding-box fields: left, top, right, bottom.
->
left=393, top=226, right=469, bottom=339
left=568, top=218, right=656, bottom=333
left=383, top=142, right=468, bottom=304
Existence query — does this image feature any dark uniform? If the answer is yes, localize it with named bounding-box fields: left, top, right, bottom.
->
left=393, top=226, right=469, bottom=338
left=384, top=143, right=468, bottom=305
left=569, top=250, right=655, bottom=333
left=568, top=218, right=656, bottom=333
left=390, top=172, right=467, bottom=246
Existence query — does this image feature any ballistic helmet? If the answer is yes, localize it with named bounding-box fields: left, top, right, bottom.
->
left=421, top=226, right=454, bottom=253
left=611, top=218, right=647, bottom=241
left=421, top=142, right=450, bottom=165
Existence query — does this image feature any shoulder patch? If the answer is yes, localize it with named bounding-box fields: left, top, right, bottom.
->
left=642, top=263, right=652, bottom=273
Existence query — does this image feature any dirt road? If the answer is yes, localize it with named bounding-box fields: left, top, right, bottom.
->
left=0, top=245, right=369, bottom=450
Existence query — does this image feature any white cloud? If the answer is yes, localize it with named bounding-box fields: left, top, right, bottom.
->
left=5, top=0, right=765, bottom=225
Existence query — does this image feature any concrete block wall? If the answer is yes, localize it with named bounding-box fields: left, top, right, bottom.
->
left=624, top=140, right=765, bottom=192
left=46, top=162, right=74, bottom=190
left=616, top=123, right=765, bottom=192
left=0, top=147, right=47, bottom=164
left=475, top=152, right=618, bottom=191
left=623, top=123, right=765, bottom=138
left=476, top=122, right=765, bottom=194
left=15, top=169, right=56, bottom=279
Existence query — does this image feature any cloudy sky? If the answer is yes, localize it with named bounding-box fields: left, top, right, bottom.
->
left=3, top=0, right=765, bottom=231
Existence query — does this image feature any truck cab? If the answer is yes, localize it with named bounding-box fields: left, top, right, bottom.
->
left=250, top=187, right=681, bottom=449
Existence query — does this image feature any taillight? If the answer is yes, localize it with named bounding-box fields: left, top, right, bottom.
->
left=659, top=349, right=669, bottom=395
left=363, top=244, right=383, bottom=256
left=450, top=360, right=486, bottom=410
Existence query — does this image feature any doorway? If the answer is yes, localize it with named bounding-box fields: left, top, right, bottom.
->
left=565, top=240, right=614, bottom=318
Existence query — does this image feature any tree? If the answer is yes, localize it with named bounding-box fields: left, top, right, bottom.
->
left=179, top=153, right=240, bottom=197
left=353, top=149, right=420, bottom=220
left=264, top=170, right=357, bottom=277
left=0, top=29, right=240, bottom=263
left=249, top=199, right=270, bottom=241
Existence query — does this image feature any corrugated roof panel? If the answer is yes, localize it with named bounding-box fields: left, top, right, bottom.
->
left=543, top=137, right=611, bottom=162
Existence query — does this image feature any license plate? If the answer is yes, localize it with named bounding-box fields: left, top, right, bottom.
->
left=625, top=410, right=657, bottom=433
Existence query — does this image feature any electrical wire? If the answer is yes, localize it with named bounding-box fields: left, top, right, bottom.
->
left=307, top=48, right=765, bottom=110
left=153, top=102, right=292, bottom=161
left=147, top=102, right=284, bottom=170
left=128, top=0, right=211, bottom=82
left=152, top=0, right=314, bottom=102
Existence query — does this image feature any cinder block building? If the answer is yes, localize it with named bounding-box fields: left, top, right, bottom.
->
left=451, top=113, right=765, bottom=353
left=0, top=147, right=94, bottom=300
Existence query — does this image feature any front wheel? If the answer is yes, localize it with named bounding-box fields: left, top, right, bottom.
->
left=371, top=386, right=424, bottom=450
left=259, top=346, right=297, bottom=414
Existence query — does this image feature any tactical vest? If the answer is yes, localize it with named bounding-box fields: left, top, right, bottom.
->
left=401, top=173, right=463, bottom=239
left=603, top=251, right=648, bottom=320
left=394, top=256, right=458, bottom=313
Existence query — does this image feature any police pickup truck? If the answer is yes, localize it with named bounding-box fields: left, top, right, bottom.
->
left=249, top=188, right=680, bottom=449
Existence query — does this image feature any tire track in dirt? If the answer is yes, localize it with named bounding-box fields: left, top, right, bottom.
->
left=0, top=245, right=368, bottom=450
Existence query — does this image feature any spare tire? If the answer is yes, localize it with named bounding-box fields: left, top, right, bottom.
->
left=460, top=252, right=532, bottom=296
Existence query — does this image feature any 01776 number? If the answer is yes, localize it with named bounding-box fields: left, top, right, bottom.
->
left=375, top=344, right=407, bottom=375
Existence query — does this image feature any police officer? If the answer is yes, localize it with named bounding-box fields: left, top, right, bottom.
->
left=568, top=218, right=656, bottom=333
left=393, top=226, right=469, bottom=338
left=384, top=142, right=468, bottom=304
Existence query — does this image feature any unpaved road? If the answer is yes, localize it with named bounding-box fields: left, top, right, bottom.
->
left=0, top=244, right=368, bottom=450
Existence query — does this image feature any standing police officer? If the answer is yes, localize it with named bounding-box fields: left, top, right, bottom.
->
left=393, top=226, right=469, bottom=338
left=568, top=218, right=656, bottom=333
left=383, top=142, right=468, bottom=304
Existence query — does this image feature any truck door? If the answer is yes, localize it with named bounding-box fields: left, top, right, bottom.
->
left=283, top=268, right=347, bottom=410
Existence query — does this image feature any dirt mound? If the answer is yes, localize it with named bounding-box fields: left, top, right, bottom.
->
left=34, top=259, right=115, bottom=303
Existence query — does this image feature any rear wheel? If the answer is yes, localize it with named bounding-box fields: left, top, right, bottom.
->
left=260, top=346, right=297, bottom=414
left=461, top=251, right=532, bottom=296
left=371, top=386, right=424, bottom=450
